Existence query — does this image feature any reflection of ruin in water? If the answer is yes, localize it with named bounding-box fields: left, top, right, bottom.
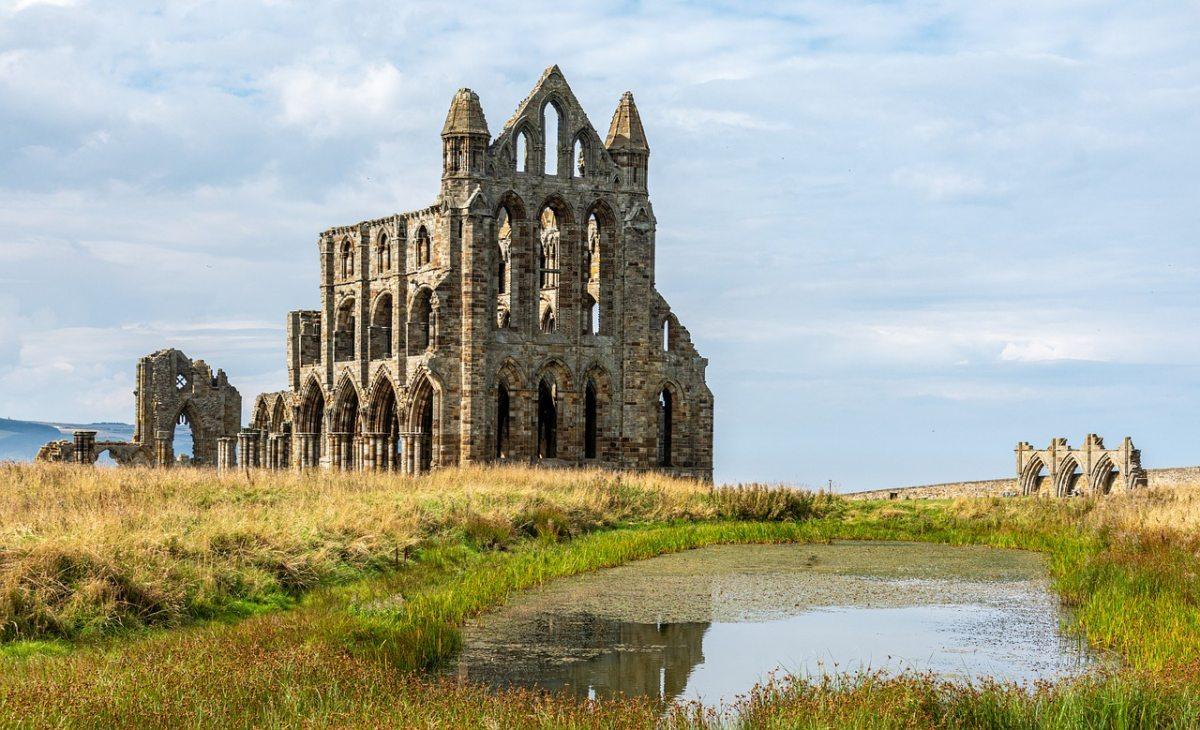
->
left=455, top=613, right=709, bottom=700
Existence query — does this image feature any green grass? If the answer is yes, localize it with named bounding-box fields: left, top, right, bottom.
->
left=1, top=471, right=1199, bottom=727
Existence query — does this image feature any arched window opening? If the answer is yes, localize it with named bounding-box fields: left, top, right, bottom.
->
left=175, top=409, right=196, bottom=465
left=1064, top=461, right=1084, bottom=497
left=584, top=381, right=598, bottom=459
left=538, top=205, right=560, bottom=334
left=334, top=299, right=356, bottom=361
left=543, top=102, right=561, bottom=175
left=495, top=383, right=511, bottom=459
left=657, top=387, right=673, bottom=468
left=537, top=378, right=557, bottom=459
left=1094, top=460, right=1119, bottom=496
left=585, top=213, right=601, bottom=334
left=332, top=384, right=361, bottom=471
left=299, top=383, right=325, bottom=467
left=414, top=386, right=434, bottom=473
left=370, top=294, right=393, bottom=360
left=375, top=233, right=390, bottom=274
left=573, top=138, right=585, bottom=177
left=416, top=226, right=431, bottom=267
left=340, top=239, right=354, bottom=278
left=516, top=130, right=530, bottom=173
left=495, top=208, right=511, bottom=330
left=370, top=380, right=400, bottom=471
left=409, top=289, right=433, bottom=355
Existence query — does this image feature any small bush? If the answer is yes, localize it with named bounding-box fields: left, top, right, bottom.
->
left=708, top=484, right=833, bottom=522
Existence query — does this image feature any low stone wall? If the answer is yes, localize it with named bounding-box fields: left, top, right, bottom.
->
left=847, top=466, right=1200, bottom=500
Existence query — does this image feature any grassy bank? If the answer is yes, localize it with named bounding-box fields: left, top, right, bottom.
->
left=1, top=464, right=1199, bottom=727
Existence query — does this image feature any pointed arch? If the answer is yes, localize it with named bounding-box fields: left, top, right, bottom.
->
left=515, top=126, right=531, bottom=173
left=1090, top=454, right=1118, bottom=496
left=541, top=98, right=563, bottom=175
left=406, top=372, right=441, bottom=474
left=583, top=199, right=617, bottom=335
left=582, top=363, right=612, bottom=461
left=1055, top=455, right=1083, bottom=497
left=370, top=292, right=393, bottom=359
left=408, top=286, right=434, bottom=354
left=1019, top=455, right=1047, bottom=496
left=375, top=231, right=391, bottom=274
left=415, top=225, right=432, bottom=267
left=493, top=358, right=526, bottom=462
left=339, top=238, right=354, bottom=278
left=269, top=395, right=286, bottom=432
left=365, top=370, right=400, bottom=471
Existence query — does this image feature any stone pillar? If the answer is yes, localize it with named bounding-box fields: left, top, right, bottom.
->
left=155, top=430, right=174, bottom=468
left=238, top=429, right=260, bottom=471
left=295, top=433, right=315, bottom=469
left=258, top=429, right=269, bottom=469
left=72, top=430, right=97, bottom=465
left=216, top=437, right=237, bottom=472
left=279, top=433, right=291, bottom=469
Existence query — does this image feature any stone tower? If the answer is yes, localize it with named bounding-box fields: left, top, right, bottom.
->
left=251, top=66, right=713, bottom=480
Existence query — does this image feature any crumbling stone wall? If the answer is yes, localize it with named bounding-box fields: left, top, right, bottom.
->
left=1015, top=434, right=1146, bottom=497
left=257, top=66, right=714, bottom=480
left=37, top=349, right=241, bottom=468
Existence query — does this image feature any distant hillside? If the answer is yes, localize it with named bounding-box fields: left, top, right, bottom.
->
left=0, top=419, right=137, bottom=461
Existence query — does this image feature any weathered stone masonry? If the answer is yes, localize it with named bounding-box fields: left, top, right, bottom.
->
left=37, top=348, right=241, bottom=467
left=250, top=67, right=714, bottom=480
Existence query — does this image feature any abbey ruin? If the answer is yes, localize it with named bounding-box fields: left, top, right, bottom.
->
left=37, top=349, right=241, bottom=467
left=245, top=66, right=714, bottom=479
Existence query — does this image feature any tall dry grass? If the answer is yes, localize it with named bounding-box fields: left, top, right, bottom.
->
left=0, top=462, right=821, bottom=642
left=0, top=463, right=715, bottom=640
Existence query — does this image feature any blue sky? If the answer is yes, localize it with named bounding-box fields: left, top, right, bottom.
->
left=1, top=1, right=1198, bottom=488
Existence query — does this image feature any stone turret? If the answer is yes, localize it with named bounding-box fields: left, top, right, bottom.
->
left=442, top=88, right=490, bottom=179
left=605, top=91, right=649, bottom=192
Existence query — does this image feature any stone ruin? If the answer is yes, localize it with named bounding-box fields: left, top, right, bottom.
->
left=1015, top=434, right=1147, bottom=497
left=36, top=348, right=241, bottom=467
left=245, top=66, right=714, bottom=480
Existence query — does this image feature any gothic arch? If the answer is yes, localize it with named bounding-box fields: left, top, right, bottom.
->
left=534, top=357, right=575, bottom=392
left=405, top=370, right=442, bottom=473
left=269, top=394, right=287, bottom=432
left=1055, top=455, right=1083, bottom=497
left=537, top=193, right=575, bottom=228
left=1091, top=454, right=1118, bottom=495
left=1020, top=455, right=1047, bottom=496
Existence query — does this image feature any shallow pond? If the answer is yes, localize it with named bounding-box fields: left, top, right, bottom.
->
left=451, top=541, right=1094, bottom=703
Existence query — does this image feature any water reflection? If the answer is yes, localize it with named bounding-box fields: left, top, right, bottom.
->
left=457, top=613, right=710, bottom=699
left=451, top=542, right=1094, bottom=703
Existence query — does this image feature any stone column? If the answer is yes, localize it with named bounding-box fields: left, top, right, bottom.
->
left=279, top=433, right=291, bottom=469
left=72, top=430, right=97, bottom=465
left=216, top=437, right=237, bottom=472
left=155, top=430, right=174, bottom=468
left=295, top=433, right=314, bottom=469
left=238, top=429, right=260, bottom=471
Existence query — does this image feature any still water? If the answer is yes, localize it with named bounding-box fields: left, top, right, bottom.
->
left=451, top=542, right=1093, bottom=704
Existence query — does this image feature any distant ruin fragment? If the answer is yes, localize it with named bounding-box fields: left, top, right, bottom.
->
left=36, top=348, right=241, bottom=467
left=1015, top=434, right=1147, bottom=497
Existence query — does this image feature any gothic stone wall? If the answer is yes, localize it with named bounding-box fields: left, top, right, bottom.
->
left=265, top=67, right=713, bottom=479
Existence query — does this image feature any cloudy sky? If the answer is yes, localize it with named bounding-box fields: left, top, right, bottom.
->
left=2, top=1, right=1198, bottom=488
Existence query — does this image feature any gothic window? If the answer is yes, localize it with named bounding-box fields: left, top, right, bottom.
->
left=416, top=226, right=431, bottom=267
left=657, top=387, right=673, bottom=467
left=662, top=317, right=671, bottom=352
left=573, top=138, right=585, bottom=178
left=370, top=294, right=393, bottom=360
left=516, top=130, right=530, bottom=173
left=584, top=380, right=598, bottom=459
left=334, top=299, right=356, bottom=361
left=584, top=213, right=601, bottom=334
left=543, top=102, right=561, bottom=176
left=176, top=372, right=188, bottom=391
left=537, top=378, right=557, bottom=459
left=495, top=383, right=510, bottom=459
left=340, top=239, right=354, bottom=278
left=375, top=233, right=390, bottom=274
left=409, top=288, right=433, bottom=354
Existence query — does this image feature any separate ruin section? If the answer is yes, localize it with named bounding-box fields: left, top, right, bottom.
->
left=36, top=349, right=241, bottom=468
left=1016, top=434, right=1147, bottom=497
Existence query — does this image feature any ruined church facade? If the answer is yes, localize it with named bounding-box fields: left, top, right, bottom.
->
left=250, top=67, right=713, bottom=480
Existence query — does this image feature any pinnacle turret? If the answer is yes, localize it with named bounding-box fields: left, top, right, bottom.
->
left=441, top=88, right=490, bottom=137
left=605, top=91, right=649, bottom=152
